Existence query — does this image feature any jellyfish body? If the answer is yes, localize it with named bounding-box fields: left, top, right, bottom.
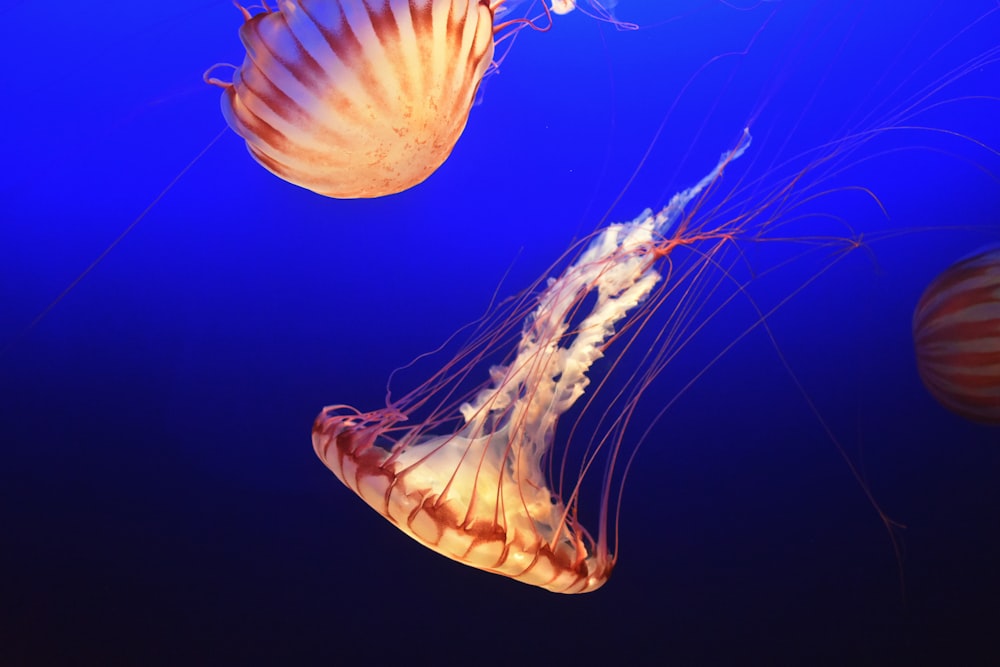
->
left=313, top=134, right=749, bottom=593
left=213, top=0, right=496, bottom=198
left=913, top=247, right=1000, bottom=425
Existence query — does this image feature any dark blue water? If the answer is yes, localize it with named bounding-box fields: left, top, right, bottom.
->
left=2, top=1, right=998, bottom=664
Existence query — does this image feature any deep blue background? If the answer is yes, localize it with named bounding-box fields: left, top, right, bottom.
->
left=2, top=1, right=999, bottom=664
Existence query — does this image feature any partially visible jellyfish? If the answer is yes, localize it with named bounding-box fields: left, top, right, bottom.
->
left=313, top=132, right=751, bottom=592
left=206, top=0, right=624, bottom=199
left=207, top=0, right=498, bottom=199
left=913, top=247, right=1000, bottom=425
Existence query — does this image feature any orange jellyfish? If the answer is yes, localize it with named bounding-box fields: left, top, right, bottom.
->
left=206, top=0, right=577, bottom=199
left=912, top=247, right=1000, bottom=425
left=312, top=131, right=751, bottom=593
left=207, top=0, right=496, bottom=199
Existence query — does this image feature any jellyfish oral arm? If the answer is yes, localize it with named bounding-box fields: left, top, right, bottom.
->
left=314, top=132, right=750, bottom=592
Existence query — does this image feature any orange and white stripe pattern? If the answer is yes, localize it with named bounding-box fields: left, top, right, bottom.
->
left=913, top=247, right=1000, bottom=425
left=218, top=0, right=496, bottom=198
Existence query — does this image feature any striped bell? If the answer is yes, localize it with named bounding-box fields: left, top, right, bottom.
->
left=913, top=246, right=1000, bottom=425
left=212, top=0, right=496, bottom=198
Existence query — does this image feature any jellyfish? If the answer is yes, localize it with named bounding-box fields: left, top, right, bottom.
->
left=912, top=247, right=1000, bottom=425
left=312, top=131, right=751, bottom=593
left=206, top=0, right=498, bottom=199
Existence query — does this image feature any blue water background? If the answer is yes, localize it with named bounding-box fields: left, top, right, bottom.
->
left=2, top=1, right=998, bottom=663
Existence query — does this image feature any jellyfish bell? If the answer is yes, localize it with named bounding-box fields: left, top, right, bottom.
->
left=206, top=0, right=496, bottom=199
left=913, top=246, right=1000, bottom=425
